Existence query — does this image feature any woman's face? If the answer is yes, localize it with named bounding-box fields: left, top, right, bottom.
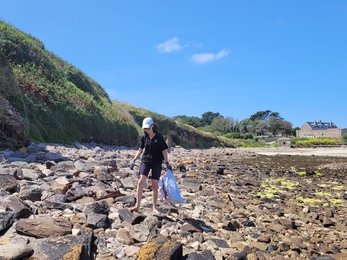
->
left=144, top=124, right=152, bottom=133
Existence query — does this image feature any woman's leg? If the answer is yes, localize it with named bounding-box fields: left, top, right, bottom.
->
left=151, top=164, right=162, bottom=214
left=151, top=179, right=160, bottom=214
left=130, top=174, right=147, bottom=211
left=130, top=163, right=150, bottom=212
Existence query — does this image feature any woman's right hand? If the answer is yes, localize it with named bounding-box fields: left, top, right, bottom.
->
left=129, top=159, right=135, bottom=170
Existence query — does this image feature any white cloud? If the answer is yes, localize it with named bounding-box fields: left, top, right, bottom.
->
left=191, top=48, right=230, bottom=64
left=155, top=37, right=182, bottom=53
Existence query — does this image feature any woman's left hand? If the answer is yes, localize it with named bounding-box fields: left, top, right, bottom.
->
left=165, top=162, right=172, bottom=171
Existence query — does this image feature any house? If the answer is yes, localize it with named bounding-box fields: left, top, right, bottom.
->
left=296, top=120, right=347, bottom=138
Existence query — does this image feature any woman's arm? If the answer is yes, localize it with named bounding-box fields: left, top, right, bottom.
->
left=162, top=149, right=169, bottom=163
left=133, top=148, right=143, bottom=161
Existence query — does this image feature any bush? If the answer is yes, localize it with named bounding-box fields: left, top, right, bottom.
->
left=224, top=132, right=240, bottom=139
left=224, top=132, right=254, bottom=140
left=292, top=138, right=336, bottom=147
left=241, top=133, right=254, bottom=140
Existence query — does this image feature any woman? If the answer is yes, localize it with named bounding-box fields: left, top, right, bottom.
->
left=129, top=117, right=171, bottom=214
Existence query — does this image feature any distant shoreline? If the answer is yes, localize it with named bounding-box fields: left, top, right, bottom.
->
left=245, top=146, right=347, bottom=157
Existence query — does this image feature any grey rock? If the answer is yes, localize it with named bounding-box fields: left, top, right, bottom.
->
left=74, top=160, right=90, bottom=172
left=18, top=188, right=42, bottom=202
left=278, top=218, right=295, bottom=229
left=0, top=175, right=18, bottom=192
left=6, top=195, right=31, bottom=218
left=116, top=228, right=134, bottom=245
left=114, top=195, right=136, bottom=206
left=26, top=143, right=39, bottom=153
left=227, top=251, right=247, bottom=260
left=17, top=168, right=40, bottom=181
left=93, top=167, right=115, bottom=182
left=0, top=211, right=16, bottom=232
left=86, top=212, right=109, bottom=229
left=186, top=250, right=215, bottom=260
left=45, top=194, right=72, bottom=210
left=16, top=217, right=72, bottom=238
left=132, top=223, right=150, bottom=242
left=31, top=225, right=93, bottom=259
left=0, top=167, right=17, bottom=176
left=119, top=178, right=136, bottom=189
left=43, top=152, right=66, bottom=163
left=83, top=200, right=110, bottom=215
left=118, top=208, right=133, bottom=223
left=65, top=185, right=85, bottom=201
left=316, top=255, right=337, bottom=260
left=0, top=242, right=33, bottom=260
left=143, top=215, right=161, bottom=232
left=209, top=238, right=229, bottom=248
left=7, top=157, right=29, bottom=163
left=180, top=178, right=202, bottom=192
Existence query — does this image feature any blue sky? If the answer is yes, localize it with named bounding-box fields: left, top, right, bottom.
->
left=1, top=1, right=346, bottom=128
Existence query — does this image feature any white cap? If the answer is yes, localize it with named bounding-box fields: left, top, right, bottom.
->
left=142, top=117, right=153, bottom=129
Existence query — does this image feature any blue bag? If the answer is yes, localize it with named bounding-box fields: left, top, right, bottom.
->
left=159, top=170, right=185, bottom=204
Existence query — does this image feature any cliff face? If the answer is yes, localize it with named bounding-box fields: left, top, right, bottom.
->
left=0, top=95, right=26, bottom=150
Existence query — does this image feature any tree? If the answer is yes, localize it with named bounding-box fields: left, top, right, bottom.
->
left=269, top=115, right=280, bottom=135
left=210, top=116, right=235, bottom=134
left=255, top=120, right=268, bottom=136
left=201, top=111, right=220, bottom=126
left=269, top=117, right=293, bottom=136
left=250, top=110, right=271, bottom=121
left=269, top=111, right=282, bottom=121
left=281, top=120, right=293, bottom=136
left=292, top=127, right=300, bottom=137
left=238, top=118, right=256, bottom=134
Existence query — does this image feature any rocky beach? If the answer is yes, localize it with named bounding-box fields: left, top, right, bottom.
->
left=1, top=143, right=347, bottom=260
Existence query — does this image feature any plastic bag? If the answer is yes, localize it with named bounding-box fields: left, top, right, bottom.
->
left=158, top=170, right=184, bottom=204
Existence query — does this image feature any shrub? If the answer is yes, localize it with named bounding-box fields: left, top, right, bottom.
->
left=224, top=132, right=240, bottom=139
left=292, top=138, right=336, bottom=147
left=241, top=133, right=254, bottom=140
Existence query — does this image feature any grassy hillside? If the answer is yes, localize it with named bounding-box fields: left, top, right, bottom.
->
left=0, top=20, right=235, bottom=148
left=0, top=20, right=139, bottom=145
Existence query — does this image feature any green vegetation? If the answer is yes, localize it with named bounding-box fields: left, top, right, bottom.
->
left=224, top=132, right=253, bottom=140
left=290, top=137, right=337, bottom=147
left=0, top=20, right=141, bottom=145
left=174, top=110, right=293, bottom=143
